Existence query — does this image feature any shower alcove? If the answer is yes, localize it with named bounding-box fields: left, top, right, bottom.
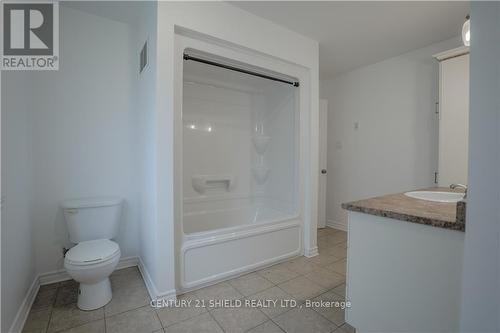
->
left=175, top=36, right=310, bottom=291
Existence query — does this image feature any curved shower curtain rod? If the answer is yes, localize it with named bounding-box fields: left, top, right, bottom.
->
left=183, top=53, right=300, bottom=87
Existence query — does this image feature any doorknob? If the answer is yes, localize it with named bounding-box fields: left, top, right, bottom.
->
left=321, top=169, right=327, bottom=174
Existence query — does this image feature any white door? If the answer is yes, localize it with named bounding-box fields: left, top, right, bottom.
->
left=318, top=99, right=328, bottom=228
left=438, top=54, right=469, bottom=186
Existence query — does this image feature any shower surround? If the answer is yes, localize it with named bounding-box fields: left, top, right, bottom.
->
left=174, top=34, right=317, bottom=292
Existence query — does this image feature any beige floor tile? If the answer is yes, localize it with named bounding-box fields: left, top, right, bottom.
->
left=325, top=259, right=347, bottom=276
left=106, top=305, right=161, bottom=333
left=58, top=320, right=105, bottom=333
left=317, top=228, right=337, bottom=238
left=110, top=267, right=142, bottom=287
left=278, top=276, right=325, bottom=302
left=22, top=308, right=51, bottom=333
left=182, top=282, right=242, bottom=308
left=39, top=282, right=60, bottom=291
left=48, top=303, right=104, bottom=332
left=309, top=252, right=339, bottom=266
left=256, top=264, right=299, bottom=284
left=325, top=233, right=348, bottom=246
left=338, top=323, right=356, bottom=333
left=31, top=287, right=57, bottom=311
left=59, top=280, right=79, bottom=289
left=317, top=228, right=328, bottom=237
left=282, top=257, right=321, bottom=275
left=164, top=313, right=223, bottom=333
left=246, top=286, right=295, bottom=318
left=305, top=268, right=345, bottom=289
left=332, top=283, right=346, bottom=297
left=246, top=320, right=284, bottom=333
left=274, top=307, right=336, bottom=333
left=104, top=279, right=150, bottom=316
left=324, top=244, right=347, bottom=259
left=228, top=273, right=274, bottom=297
left=156, top=294, right=207, bottom=328
left=54, top=284, right=78, bottom=307
left=311, top=291, right=346, bottom=326
left=317, top=237, right=330, bottom=250
left=111, top=266, right=140, bottom=276
left=211, top=306, right=267, bottom=333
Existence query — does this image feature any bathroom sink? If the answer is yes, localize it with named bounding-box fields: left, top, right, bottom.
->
left=404, top=191, right=465, bottom=203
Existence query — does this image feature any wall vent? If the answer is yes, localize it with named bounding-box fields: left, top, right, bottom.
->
left=140, top=41, right=148, bottom=74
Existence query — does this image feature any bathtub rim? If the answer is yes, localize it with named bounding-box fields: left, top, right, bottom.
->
left=182, top=210, right=301, bottom=240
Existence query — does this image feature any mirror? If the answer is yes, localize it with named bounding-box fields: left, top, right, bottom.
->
left=434, top=47, right=469, bottom=187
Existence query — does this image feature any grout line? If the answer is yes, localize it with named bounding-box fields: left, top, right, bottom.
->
left=267, top=307, right=290, bottom=333
left=268, top=316, right=287, bottom=333
left=308, top=287, right=348, bottom=329
left=153, top=307, right=163, bottom=331
left=44, top=282, right=60, bottom=333
left=103, top=296, right=107, bottom=333
left=105, top=302, right=151, bottom=320
left=241, top=283, right=277, bottom=299
left=207, top=309, right=226, bottom=333
left=238, top=307, right=269, bottom=333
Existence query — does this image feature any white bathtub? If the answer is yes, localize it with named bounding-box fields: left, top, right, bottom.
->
left=180, top=205, right=302, bottom=291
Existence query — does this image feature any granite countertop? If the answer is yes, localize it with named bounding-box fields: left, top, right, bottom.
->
left=341, top=187, right=466, bottom=232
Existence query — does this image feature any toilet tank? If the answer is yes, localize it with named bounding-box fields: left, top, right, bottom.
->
left=61, top=197, right=123, bottom=244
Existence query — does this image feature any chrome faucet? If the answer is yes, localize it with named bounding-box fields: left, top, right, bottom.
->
left=450, top=184, right=467, bottom=199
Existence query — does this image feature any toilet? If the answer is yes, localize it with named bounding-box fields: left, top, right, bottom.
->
left=62, top=197, right=122, bottom=310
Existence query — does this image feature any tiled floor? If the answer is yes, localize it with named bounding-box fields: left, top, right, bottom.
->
left=23, top=228, right=353, bottom=333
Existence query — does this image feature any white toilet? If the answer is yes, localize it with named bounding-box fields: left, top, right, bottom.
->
left=62, top=197, right=122, bottom=310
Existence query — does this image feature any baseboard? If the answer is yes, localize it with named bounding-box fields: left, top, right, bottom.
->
left=38, top=256, right=139, bottom=286
left=9, top=274, right=40, bottom=333
left=326, top=219, right=347, bottom=232
left=137, top=257, right=176, bottom=302
left=304, top=246, right=319, bottom=258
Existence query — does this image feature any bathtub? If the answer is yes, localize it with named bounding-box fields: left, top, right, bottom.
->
left=180, top=204, right=302, bottom=290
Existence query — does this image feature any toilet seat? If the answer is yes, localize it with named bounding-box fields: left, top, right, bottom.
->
left=65, top=239, right=120, bottom=266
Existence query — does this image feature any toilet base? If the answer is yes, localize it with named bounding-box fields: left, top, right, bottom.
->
left=77, top=278, right=112, bottom=310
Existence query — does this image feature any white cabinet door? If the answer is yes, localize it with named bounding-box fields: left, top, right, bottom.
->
left=438, top=54, right=469, bottom=186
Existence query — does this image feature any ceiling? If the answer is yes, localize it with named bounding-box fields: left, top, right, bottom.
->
left=231, top=1, right=469, bottom=78
left=62, top=1, right=148, bottom=25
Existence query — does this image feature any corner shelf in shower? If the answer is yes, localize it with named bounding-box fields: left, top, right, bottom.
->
left=252, top=135, right=271, bottom=155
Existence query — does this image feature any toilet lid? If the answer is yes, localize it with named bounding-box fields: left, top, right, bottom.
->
left=65, top=239, right=120, bottom=266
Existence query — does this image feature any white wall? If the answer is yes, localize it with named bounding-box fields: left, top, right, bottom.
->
left=1, top=73, right=36, bottom=332
left=28, top=5, right=140, bottom=274
left=154, top=1, right=319, bottom=296
left=460, top=3, right=500, bottom=331
left=130, top=1, right=159, bottom=300
left=320, top=37, right=461, bottom=229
